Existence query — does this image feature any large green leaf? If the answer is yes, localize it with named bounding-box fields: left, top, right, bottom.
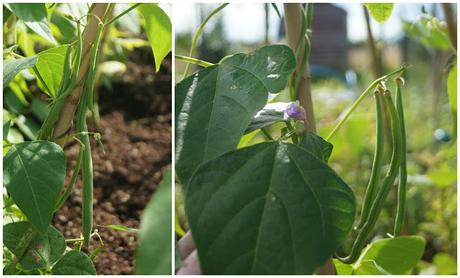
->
left=299, top=132, right=333, bottom=162
left=3, top=56, right=38, bottom=88
left=364, top=3, right=394, bottom=23
left=447, top=63, right=457, bottom=138
left=4, top=222, right=66, bottom=270
left=135, top=170, right=172, bottom=274
left=21, top=225, right=66, bottom=270
left=186, top=142, right=355, bottom=274
left=176, top=45, right=296, bottom=184
left=137, top=4, right=171, bottom=72
left=3, top=221, right=35, bottom=258
left=335, top=236, right=426, bottom=274
left=35, top=45, right=68, bottom=98
left=3, top=141, right=66, bottom=233
left=5, top=3, right=56, bottom=44
left=52, top=251, right=96, bottom=275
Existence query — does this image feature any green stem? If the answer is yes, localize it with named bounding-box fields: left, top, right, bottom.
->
left=394, top=79, right=407, bottom=236
left=105, top=3, right=141, bottom=26
left=325, top=66, right=406, bottom=141
left=175, top=54, right=214, bottom=68
left=182, top=3, right=228, bottom=79
left=55, top=147, right=84, bottom=211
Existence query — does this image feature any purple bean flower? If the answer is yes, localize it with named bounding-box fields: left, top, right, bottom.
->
left=284, top=101, right=306, bottom=120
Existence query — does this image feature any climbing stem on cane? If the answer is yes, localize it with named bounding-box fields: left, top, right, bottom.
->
left=394, top=77, right=407, bottom=236
left=357, top=90, right=385, bottom=229
left=337, top=90, right=403, bottom=264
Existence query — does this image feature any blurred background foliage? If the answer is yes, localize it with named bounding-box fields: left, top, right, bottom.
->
left=175, top=3, right=457, bottom=274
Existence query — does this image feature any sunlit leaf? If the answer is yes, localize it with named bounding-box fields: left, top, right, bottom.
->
left=5, top=3, right=56, bottom=44
left=35, top=45, right=68, bottom=97
left=137, top=4, right=171, bottom=72
left=364, top=3, right=394, bottom=23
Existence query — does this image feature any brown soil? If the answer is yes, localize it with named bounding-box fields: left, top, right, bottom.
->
left=53, top=49, right=171, bottom=275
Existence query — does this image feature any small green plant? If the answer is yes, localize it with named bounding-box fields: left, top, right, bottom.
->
left=3, top=3, right=171, bottom=274
left=175, top=3, right=432, bottom=274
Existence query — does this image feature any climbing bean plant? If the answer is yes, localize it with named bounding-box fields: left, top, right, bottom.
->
left=3, top=3, right=171, bottom=274
left=175, top=3, right=427, bottom=274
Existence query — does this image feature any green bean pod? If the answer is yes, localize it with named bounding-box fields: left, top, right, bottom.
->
left=393, top=78, right=407, bottom=236
left=337, top=90, right=402, bottom=264
left=357, top=91, right=385, bottom=229
left=77, top=25, right=104, bottom=247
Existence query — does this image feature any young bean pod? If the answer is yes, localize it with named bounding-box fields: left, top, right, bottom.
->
left=357, top=91, right=385, bottom=229
left=393, top=77, right=407, bottom=236
left=337, top=90, right=403, bottom=264
left=77, top=25, right=104, bottom=247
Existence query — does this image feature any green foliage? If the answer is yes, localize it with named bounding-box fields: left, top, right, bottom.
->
left=175, top=45, right=296, bottom=184
left=35, top=46, right=68, bottom=98
left=336, top=236, right=425, bottom=274
left=3, top=141, right=66, bottom=233
left=135, top=170, right=172, bottom=275
left=3, top=56, right=38, bottom=88
left=137, top=4, right=171, bottom=72
left=4, top=3, right=56, bottom=44
left=447, top=64, right=457, bottom=138
left=186, top=142, right=355, bottom=274
left=364, top=3, right=394, bottom=23
left=403, top=14, right=452, bottom=50
left=52, top=251, right=97, bottom=275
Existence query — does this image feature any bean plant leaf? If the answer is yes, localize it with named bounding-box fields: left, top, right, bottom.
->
left=176, top=45, right=296, bottom=184
left=137, top=4, right=171, bottom=72
left=186, top=142, right=355, bottom=274
left=364, top=3, right=394, bottom=23
left=3, top=141, right=66, bottom=233
left=135, top=170, right=172, bottom=274
left=21, top=225, right=66, bottom=270
left=4, top=3, right=56, bottom=44
left=403, top=15, right=451, bottom=50
left=3, top=120, right=11, bottom=140
left=52, top=250, right=96, bottom=275
left=3, top=56, right=38, bottom=88
left=299, top=132, right=333, bottom=162
left=35, top=45, right=68, bottom=98
left=3, top=221, right=35, bottom=258
left=447, top=63, right=457, bottom=138
left=335, top=236, right=426, bottom=274
left=4, top=222, right=66, bottom=270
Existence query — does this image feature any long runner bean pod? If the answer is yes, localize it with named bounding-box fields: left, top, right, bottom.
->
left=394, top=77, right=407, bottom=236
left=337, top=90, right=403, bottom=264
left=357, top=91, right=385, bottom=229
left=76, top=25, right=104, bottom=247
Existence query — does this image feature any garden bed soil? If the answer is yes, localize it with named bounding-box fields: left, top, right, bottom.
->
left=53, top=50, right=171, bottom=275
